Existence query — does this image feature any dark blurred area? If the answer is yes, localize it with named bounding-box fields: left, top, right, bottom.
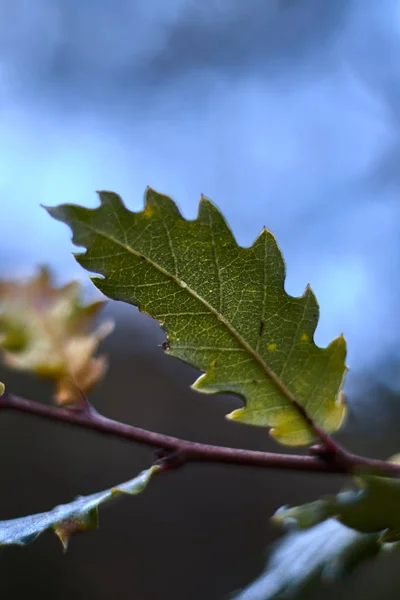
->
left=1, top=0, right=400, bottom=598
left=1, top=307, right=400, bottom=600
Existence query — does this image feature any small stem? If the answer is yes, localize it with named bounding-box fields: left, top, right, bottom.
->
left=0, top=391, right=399, bottom=477
left=307, top=423, right=343, bottom=457
left=67, top=389, right=98, bottom=415
left=288, top=396, right=345, bottom=458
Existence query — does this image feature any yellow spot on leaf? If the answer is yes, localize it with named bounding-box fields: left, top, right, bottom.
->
left=143, top=205, right=153, bottom=217
left=300, top=333, right=309, bottom=342
left=268, top=343, right=277, bottom=351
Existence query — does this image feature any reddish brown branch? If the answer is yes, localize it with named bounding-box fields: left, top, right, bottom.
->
left=0, top=392, right=399, bottom=477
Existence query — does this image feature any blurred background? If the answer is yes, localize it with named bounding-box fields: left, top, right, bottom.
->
left=1, top=0, right=400, bottom=598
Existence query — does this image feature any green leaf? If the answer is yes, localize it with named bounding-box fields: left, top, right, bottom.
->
left=239, top=466, right=400, bottom=599
left=234, top=520, right=386, bottom=600
left=46, top=188, right=347, bottom=445
left=274, top=471, right=400, bottom=541
left=0, top=466, right=158, bottom=550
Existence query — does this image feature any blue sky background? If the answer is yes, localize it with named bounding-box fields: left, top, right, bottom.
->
left=1, top=0, right=400, bottom=375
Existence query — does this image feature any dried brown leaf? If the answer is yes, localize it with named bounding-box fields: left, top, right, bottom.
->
left=0, top=267, right=113, bottom=404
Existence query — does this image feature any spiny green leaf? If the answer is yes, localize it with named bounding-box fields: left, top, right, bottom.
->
left=0, top=466, right=158, bottom=550
left=46, top=188, right=347, bottom=445
left=234, top=520, right=386, bottom=600
left=274, top=470, right=400, bottom=542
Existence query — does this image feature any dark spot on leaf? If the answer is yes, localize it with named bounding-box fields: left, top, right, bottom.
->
left=259, top=320, right=264, bottom=336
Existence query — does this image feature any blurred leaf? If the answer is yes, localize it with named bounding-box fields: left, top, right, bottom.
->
left=0, top=267, right=114, bottom=405
left=234, top=520, right=386, bottom=600
left=47, top=188, right=346, bottom=445
left=0, top=466, right=159, bottom=550
left=274, top=470, right=400, bottom=541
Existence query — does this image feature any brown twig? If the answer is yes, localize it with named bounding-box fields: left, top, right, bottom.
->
left=0, top=391, right=399, bottom=477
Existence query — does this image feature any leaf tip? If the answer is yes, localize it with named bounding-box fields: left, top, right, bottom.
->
left=53, top=527, right=70, bottom=553
left=53, top=507, right=99, bottom=551
left=96, top=191, right=125, bottom=209
left=272, top=500, right=333, bottom=530
left=88, top=275, right=107, bottom=291
left=272, top=505, right=298, bottom=530
left=226, top=407, right=247, bottom=423
left=327, top=332, right=347, bottom=363
left=198, top=194, right=213, bottom=213
left=302, top=282, right=316, bottom=301
left=72, top=251, right=87, bottom=263
left=269, top=426, right=278, bottom=439
left=191, top=373, right=208, bottom=392
left=198, top=195, right=226, bottom=223
left=42, top=204, right=60, bottom=219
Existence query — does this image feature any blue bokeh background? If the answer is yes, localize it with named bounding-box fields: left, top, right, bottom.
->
left=2, top=0, right=400, bottom=370
left=1, top=2, right=400, bottom=599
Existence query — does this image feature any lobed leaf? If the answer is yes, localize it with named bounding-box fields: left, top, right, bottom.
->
left=0, top=267, right=114, bottom=405
left=0, top=466, right=158, bottom=550
left=47, top=188, right=347, bottom=445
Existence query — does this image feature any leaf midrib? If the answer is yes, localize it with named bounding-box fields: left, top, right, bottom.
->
left=81, top=220, right=308, bottom=419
